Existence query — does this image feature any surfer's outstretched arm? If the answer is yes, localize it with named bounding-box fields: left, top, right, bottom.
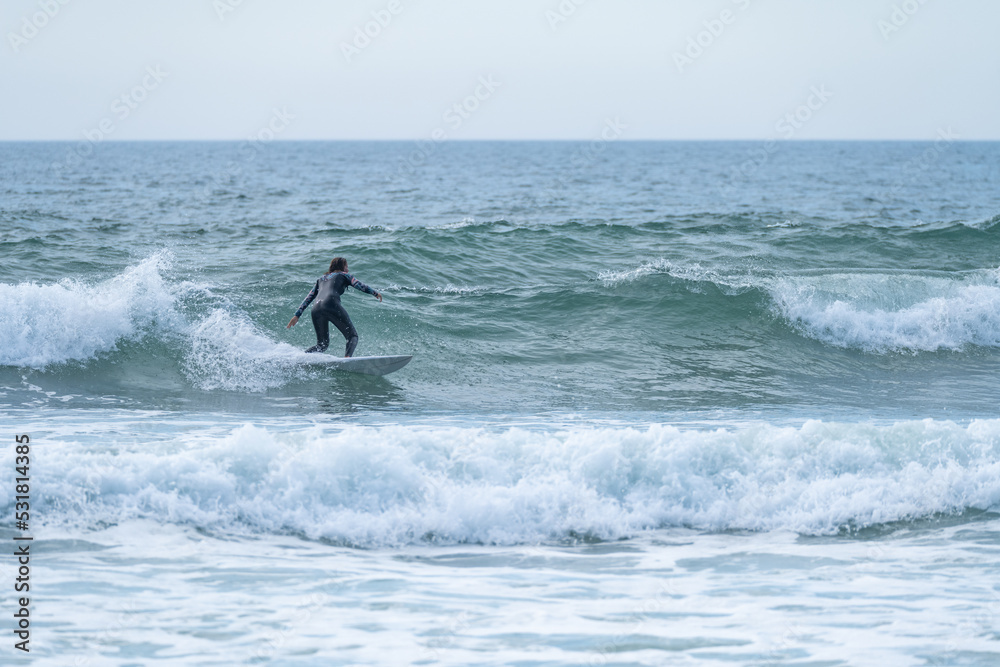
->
left=348, top=274, right=383, bottom=302
left=287, top=281, right=320, bottom=328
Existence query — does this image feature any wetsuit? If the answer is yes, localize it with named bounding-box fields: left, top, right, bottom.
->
left=295, top=272, right=380, bottom=357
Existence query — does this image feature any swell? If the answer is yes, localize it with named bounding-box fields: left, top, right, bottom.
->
left=4, top=252, right=1000, bottom=385
left=599, top=260, right=1000, bottom=353
left=307, top=214, right=1000, bottom=245
left=5, top=211, right=999, bottom=246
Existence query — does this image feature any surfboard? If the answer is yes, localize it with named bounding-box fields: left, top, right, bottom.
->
left=299, top=354, right=412, bottom=376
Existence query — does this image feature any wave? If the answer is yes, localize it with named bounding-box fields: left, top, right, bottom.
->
left=770, top=269, right=1000, bottom=352
left=6, top=252, right=1000, bottom=395
left=9, top=419, right=1000, bottom=546
left=597, top=258, right=755, bottom=292
left=600, top=260, right=1000, bottom=353
left=369, top=213, right=1000, bottom=237
left=0, top=253, right=178, bottom=367
left=255, top=214, right=984, bottom=240
left=0, top=254, right=335, bottom=391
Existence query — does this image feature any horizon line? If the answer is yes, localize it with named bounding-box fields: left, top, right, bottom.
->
left=1, top=137, right=996, bottom=143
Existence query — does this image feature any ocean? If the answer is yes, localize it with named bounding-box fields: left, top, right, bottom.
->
left=2, top=140, right=1000, bottom=665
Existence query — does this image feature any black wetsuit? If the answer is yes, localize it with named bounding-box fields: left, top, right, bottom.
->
left=295, top=272, right=380, bottom=357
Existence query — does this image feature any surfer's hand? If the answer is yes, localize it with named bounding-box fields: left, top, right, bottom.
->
left=287, top=316, right=298, bottom=328
left=375, top=292, right=383, bottom=302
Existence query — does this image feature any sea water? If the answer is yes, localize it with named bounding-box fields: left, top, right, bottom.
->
left=2, top=140, right=1000, bottom=665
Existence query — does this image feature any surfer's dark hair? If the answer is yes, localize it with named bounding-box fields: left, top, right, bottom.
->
left=329, top=257, right=348, bottom=273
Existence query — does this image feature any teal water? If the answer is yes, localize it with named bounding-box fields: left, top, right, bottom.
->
left=4, top=141, right=1000, bottom=418
left=2, top=141, right=1000, bottom=665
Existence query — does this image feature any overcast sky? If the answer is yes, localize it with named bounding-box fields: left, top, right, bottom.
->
left=2, top=0, right=997, bottom=140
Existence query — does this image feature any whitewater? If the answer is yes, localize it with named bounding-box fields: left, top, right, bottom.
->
left=2, top=140, right=1000, bottom=665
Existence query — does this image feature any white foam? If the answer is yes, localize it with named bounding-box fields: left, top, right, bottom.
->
left=12, top=419, right=1000, bottom=546
left=183, top=308, right=314, bottom=392
left=772, top=269, right=1000, bottom=352
left=0, top=252, right=178, bottom=367
left=0, top=252, right=327, bottom=388
left=602, top=259, right=1000, bottom=353
left=437, top=217, right=478, bottom=229
left=599, top=259, right=703, bottom=287
left=598, top=258, right=755, bottom=292
left=766, top=219, right=800, bottom=228
left=383, top=282, right=488, bottom=295
left=598, top=258, right=671, bottom=286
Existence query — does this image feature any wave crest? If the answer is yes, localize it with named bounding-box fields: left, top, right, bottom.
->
left=773, top=270, right=1000, bottom=352
left=0, top=253, right=177, bottom=367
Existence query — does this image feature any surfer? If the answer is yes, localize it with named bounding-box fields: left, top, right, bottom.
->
left=287, top=257, right=382, bottom=357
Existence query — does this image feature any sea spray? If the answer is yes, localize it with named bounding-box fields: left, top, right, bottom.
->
left=0, top=253, right=177, bottom=367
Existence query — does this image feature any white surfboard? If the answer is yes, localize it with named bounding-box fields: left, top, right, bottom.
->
left=299, top=354, right=412, bottom=376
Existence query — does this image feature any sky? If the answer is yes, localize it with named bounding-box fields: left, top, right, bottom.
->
left=1, top=0, right=997, bottom=141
